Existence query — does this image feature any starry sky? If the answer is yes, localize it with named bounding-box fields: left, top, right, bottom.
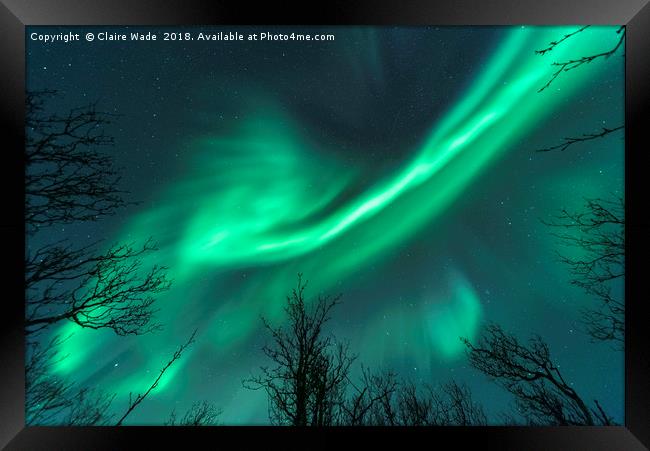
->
left=26, top=26, right=624, bottom=424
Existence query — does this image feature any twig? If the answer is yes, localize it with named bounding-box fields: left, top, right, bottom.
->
left=538, top=26, right=625, bottom=92
left=535, top=25, right=590, bottom=55
left=116, top=329, right=197, bottom=426
left=535, top=125, right=623, bottom=152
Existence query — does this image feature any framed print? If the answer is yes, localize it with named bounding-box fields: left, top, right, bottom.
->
left=1, top=1, right=648, bottom=449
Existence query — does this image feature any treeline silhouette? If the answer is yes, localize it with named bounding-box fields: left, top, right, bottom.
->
left=242, top=274, right=487, bottom=426
left=238, top=273, right=615, bottom=426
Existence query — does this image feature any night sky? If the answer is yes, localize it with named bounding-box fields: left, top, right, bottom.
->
left=26, top=26, right=624, bottom=424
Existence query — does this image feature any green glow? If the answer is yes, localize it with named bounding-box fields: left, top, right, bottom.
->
left=49, top=321, right=106, bottom=375
left=44, top=27, right=622, bottom=421
left=427, top=273, right=482, bottom=358
left=164, top=27, right=611, bottom=275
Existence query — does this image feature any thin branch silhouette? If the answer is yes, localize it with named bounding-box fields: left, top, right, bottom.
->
left=26, top=238, right=170, bottom=336
left=535, top=25, right=590, bottom=55
left=463, top=324, right=613, bottom=425
left=542, top=197, right=624, bottom=344
left=537, top=26, right=625, bottom=92
left=116, top=329, right=197, bottom=426
left=535, top=125, right=623, bottom=152
left=26, top=90, right=132, bottom=234
left=165, top=401, right=222, bottom=426
left=243, top=274, right=354, bottom=426
left=26, top=335, right=115, bottom=425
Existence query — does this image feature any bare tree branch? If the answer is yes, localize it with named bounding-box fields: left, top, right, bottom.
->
left=116, top=329, right=197, bottom=426
left=26, top=238, right=171, bottom=336
left=535, top=125, right=623, bottom=153
left=537, top=26, right=625, bottom=92
left=462, top=324, right=614, bottom=425
left=25, top=336, right=115, bottom=425
left=165, top=401, right=222, bottom=426
left=25, top=90, right=170, bottom=337
left=339, top=367, right=399, bottom=426
left=440, top=380, right=488, bottom=426
left=542, top=196, right=624, bottom=344
left=25, top=90, right=133, bottom=234
left=384, top=379, right=487, bottom=426
left=535, top=25, right=590, bottom=56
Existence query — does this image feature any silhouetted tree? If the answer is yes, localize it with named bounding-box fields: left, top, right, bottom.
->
left=372, top=379, right=487, bottom=426
left=25, top=335, right=115, bottom=425
left=462, top=324, right=613, bottom=425
left=25, top=238, right=170, bottom=336
left=24, top=90, right=175, bottom=425
left=395, top=382, right=439, bottom=426
left=532, top=27, right=624, bottom=356
left=66, top=387, right=116, bottom=425
left=245, top=274, right=491, bottom=426
left=25, top=90, right=127, bottom=234
left=543, top=196, right=625, bottom=344
left=438, top=380, right=488, bottom=426
left=339, top=367, right=398, bottom=425
left=25, top=335, right=76, bottom=425
left=243, top=274, right=355, bottom=426
left=166, top=401, right=222, bottom=426
left=25, top=90, right=170, bottom=336
left=535, top=26, right=590, bottom=56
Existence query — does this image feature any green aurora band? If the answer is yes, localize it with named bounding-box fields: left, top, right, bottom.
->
left=47, top=26, right=621, bottom=423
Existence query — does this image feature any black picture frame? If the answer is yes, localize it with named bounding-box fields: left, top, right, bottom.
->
left=1, top=1, right=648, bottom=449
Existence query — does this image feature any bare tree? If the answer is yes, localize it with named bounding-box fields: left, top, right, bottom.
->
left=25, top=335, right=115, bottom=425
left=25, top=335, right=75, bottom=425
left=532, top=29, right=625, bottom=345
left=243, top=274, right=355, bottom=426
left=382, top=379, right=487, bottom=426
left=325, top=368, right=487, bottom=427
left=25, top=238, right=170, bottom=336
left=25, top=90, right=177, bottom=425
left=116, top=329, right=197, bottom=426
left=438, top=380, right=488, bottom=426
left=542, top=197, right=624, bottom=344
left=243, top=274, right=488, bottom=426
left=394, top=382, right=440, bottom=426
left=66, top=388, right=116, bottom=425
left=25, top=90, right=128, bottom=235
left=166, top=401, right=222, bottom=426
left=25, top=90, right=171, bottom=337
left=462, top=324, right=613, bottom=425
left=339, top=367, right=398, bottom=426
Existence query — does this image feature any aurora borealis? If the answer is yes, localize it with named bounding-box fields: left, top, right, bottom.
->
left=27, top=26, right=624, bottom=424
